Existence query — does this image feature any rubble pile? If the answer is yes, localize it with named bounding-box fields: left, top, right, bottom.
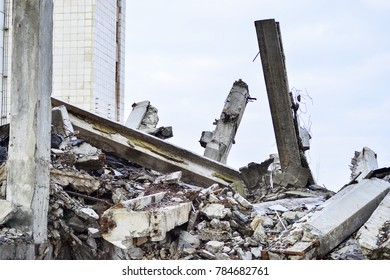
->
left=1, top=128, right=389, bottom=260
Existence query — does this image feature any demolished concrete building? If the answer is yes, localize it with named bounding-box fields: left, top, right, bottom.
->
left=0, top=98, right=389, bottom=260
left=0, top=13, right=389, bottom=260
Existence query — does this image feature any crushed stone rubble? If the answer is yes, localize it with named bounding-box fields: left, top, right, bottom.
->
left=0, top=134, right=389, bottom=260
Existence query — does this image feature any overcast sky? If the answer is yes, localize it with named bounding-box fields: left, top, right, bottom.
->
left=124, top=0, right=390, bottom=191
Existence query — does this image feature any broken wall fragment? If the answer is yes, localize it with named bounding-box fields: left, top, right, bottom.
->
left=125, top=101, right=173, bottom=140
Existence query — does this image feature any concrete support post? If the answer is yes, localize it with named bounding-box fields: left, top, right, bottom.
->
left=254, top=19, right=301, bottom=170
left=6, top=0, right=53, bottom=258
left=200, top=80, right=250, bottom=164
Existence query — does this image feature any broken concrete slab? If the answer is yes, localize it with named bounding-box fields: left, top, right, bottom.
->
left=303, top=178, right=390, bottom=258
left=253, top=196, right=325, bottom=215
left=125, top=101, right=150, bottom=129
left=52, top=98, right=243, bottom=188
left=356, top=191, right=390, bottom=259
left=50, top=168, right=101, bottom=195
left=121, top=192, right=166, bottom=211
left=101, top=192, right=192, bottom=249
left=52, top=105, right=74, bottom=137
left=0, top=200, right=17, bottom=225
left=156, top=171, right=182, bottom=185
left=350, top=147, right=378, bottom=182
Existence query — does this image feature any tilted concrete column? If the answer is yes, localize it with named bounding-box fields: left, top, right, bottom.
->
left=200, top=80, right=250, bottom=164
left=6, top=0, right=53, bottom=257
left=255, top=19, right=301, bottom=170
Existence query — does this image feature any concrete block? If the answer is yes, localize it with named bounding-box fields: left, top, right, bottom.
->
left=273, top=164, right=310, bottom=188
left=156, top=171, right=182, bottom=184
left=101, top=192, right=192, bottom=249
left=200, top=203, right=231, bottom=220
left=304, top=178, right=390, bottom=258
left=350, top=147, right=378, bottom=182
left=125, top=101, right=150, bottom=129
left=205, top=240, right=224, bottom=254
left=50, top=168, right=101, bottom=195
left=0, top=200, right=17, bottom=225
left=357, top=192, right=390, bottom=259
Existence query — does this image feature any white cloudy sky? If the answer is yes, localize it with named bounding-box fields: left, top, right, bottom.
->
left=124, top=0, right=390, bottom=191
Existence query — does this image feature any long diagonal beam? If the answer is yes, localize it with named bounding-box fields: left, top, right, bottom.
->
left=52, top=98, right=243, bottom=188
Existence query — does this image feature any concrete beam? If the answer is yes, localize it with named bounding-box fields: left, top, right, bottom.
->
left=303, top=178, right=390, bottom=258
left=254, top=19, right=301, bottom=170
left=201, top=80, right=250, bottom=164
left=357, top=191, right=390, bottom=259
left=52, top=98, right=243, bottom=188
left=6, top=0, right=53, bottom=258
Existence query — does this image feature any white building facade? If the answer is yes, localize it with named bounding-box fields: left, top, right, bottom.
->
left=0, top=0, right=126, bottom=124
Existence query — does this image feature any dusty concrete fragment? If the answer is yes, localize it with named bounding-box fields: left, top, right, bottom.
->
left=121, top=192, right=166, bottom=210
left=233, top=193, right=252, bottom=209
left=129, top=247, right=145, bottom=260
left=272, top=164, right=310, bottom=188
left=139, top=104, right=159, bottom=130
left=125, top=101, right=150, bottom=129
left=156, top=171, right=182, bottom=185
left=357, top=192, right=390, bottom=259
left=282, top=211, right=304, bottom=224
left=236, top=248, right=252, bottom=260
left=71, top=142, right=105, bottom=171
left=0, top=200, right=17, bottom=225
left=303, top=178, right=390, bottom=258
left=350, top=147, right=378, bottom=182
left=298, top=126, right=311, bottom=151
left=101, top=192, right=192, bottom=249
left=178, top=231, right=200, bottom=252
left=198, top=227, right=232, bottom=242
left=205, top=240, right=224, bottom=254
left=187, top=210, right=199, bottom=231
left=52, top=106, right=74, bottom=137
left=50, top=168, right=100, bottom=194
left=239, top=159, right=273, bottom=190
left=198, top=249, right=215, bottom=260
left=253, top=197, right=325, bottom=215
left=201, top=203, right=231, bottom=220
left=215, top=252, right=230, bottom=260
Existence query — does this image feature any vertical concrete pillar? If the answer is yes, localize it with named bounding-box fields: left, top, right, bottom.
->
left=255, top=19, right=301, bottom=170
left=6, top=0, right=53, bottom=257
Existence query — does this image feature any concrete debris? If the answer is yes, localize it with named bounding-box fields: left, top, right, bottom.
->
left=0, top=100, right=389, bottom=260
left=265, top=178, right=390, bottom=259
left=125, top=101, right=173, bottom=140
left=200, top=79, right=251, bottom=164
left=0, top=200, right=16, bottom=225
left=350, top=147, right=378, bottom=182
left=356, top=192, right=390, bottom=259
